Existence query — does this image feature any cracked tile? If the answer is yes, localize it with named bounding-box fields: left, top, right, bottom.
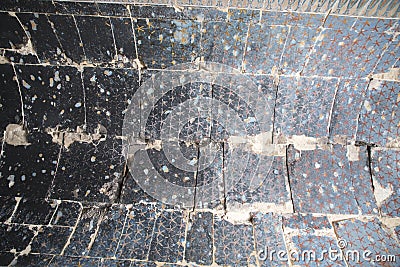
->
left=50, top=201, right=82, bottom=227
left=12, top=198, right=56, bottom=225
left=0, top=223, right=34, bottom=252
left=0, top=12, right=27, bottom=49
left=30, top=226, right=72, bottom=254
left=0, top=196, right=17, bottom=223
left=13, top=253, right=54, bottom=267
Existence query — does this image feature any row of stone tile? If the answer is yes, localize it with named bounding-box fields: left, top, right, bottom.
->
left=0, top=207, right=399, bottom=266
left=0, top=9, right=398, bottom=76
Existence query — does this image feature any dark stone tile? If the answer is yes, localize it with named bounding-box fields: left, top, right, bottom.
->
left=0, top=132, right=59, bottom=198
left=98, top=3, right=129, bottom=17
left=0, top=12, right=27, bottom=49
left=185, top=212, right=213, bottom=265
left=16, top=13, right=63, bottom=64
left=53, top=1, right=100, bottom=16
left=373, top=37, right=399, bottom=75
left=110, top=18, right=138, bottom=67
left=274, top=76, right=339, bottom=138
left=135, top=18, right=201, bottom=69
left=182, top=6, right=227, bottom=21
left=0, top=196, right=17, bottom=223
left=83, top=67, right=139, bottom=135
left=0, top=64, right=22, bottom=133
left=280, top=26, right=321, bottom=75
left=283, top=214, right=331, bottom=231
left=0, top=224, right=34, bottom=252
left=75, top=16, right=115, bottom=63
left=148, top=210, right=186, bottom=262
left=262, top=11, right=324, bottom=27
left=0, top=0, right=57, bottom=13
left=201, top=21, right=247, bottom=70
left=48, top=14, right=86, bottom=64
left=243, top=23, right=288, bottom=74
left=3, top=50, right=39, bottom=64
left=12, top=198, right=56, bottom=225
left=13, top=254, right=53, bottom=267
left=0, top=252, right=15, bottom=266
left=63, top=206, right=103, bottom=256
left=130, top=261, right=157, bottom=267
left=129, top=5, right=183, bottom=20
left=50, top=137, right=124, bottom=202
left=214, top=217, right=254, bottom=265
left=116, top=204, right=157, bottom=260
left=304, top=18, right=396, bottom=78
left=228, top=8, right=260, bottom=23
left=14, top=64, right=85, bottom=131
left=371, top=149, right=400, bottom=216
left=99, top=259, right=132, bottom=267
left=329, top=79, right=369, bottom=140
left=89, top=205, right=127, bottom=257
left=357, top=81, right=399, bottom=146
left=51, top=201, right=82, bottom=227
left=333, top=218, right=399, bottom=267
left=30, top=226, right=72, bottom=254
left=252, top=212, right=288, bottom=267
left=50, top=255, right=100, bottom=266
left=120, top=172, right=160, bottom=205
left=287, top=145, right=378, bottom=214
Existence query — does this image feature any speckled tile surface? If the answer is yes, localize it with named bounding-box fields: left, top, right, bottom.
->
left=0, top=1, right=399, bottom=266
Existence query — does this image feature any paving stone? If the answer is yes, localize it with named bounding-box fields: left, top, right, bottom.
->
left=75, top=16, right=115, bottom=63
left=14, top=64, right=85, bottom=131
left=30, top=226, right=72, bottom=254
left=110, top=17, right=138, bottom=67
left=99, top=259, right=132, bottom=267
left=48, top=14, right=86, bottom=64
left=148, top=209, right=186, bottom=263
left=333, top=218, right=399, bottom=267
left=0, top=0, right=57, bottom=13
left=134, top=18, right=201, bottom=69
left=0, top=12, right=27, bottom=49
left=0, top=224, right=34, bottom=252
left=185, top=212, right=213, bottom=265
left=0, top=63, right=23, bottom=134
left=373, top=37, right=399, bottom=75
left=182, top=6, right=227, bottom=21
left=228, top=8, right=260, bottom=23
left=283, top=213, right=332, bottom=231
left=50, top=255, right=100, bottom=266
left=274, top=76, right=339, bottom=138
left=50, top=136, right=124, bottom=202
left=130, top=261, right=157, bottom=267
left=0, top=132, right=60, bottom=198
left=89, top=205, right=127, bottom=258
left=120, top=172, right=160, bottom=205
left=97, top=3, right=129, bottom=17
left=0, top=196, right=17, bottom=223
left=253, top=212, right=288, bottom=266
left=13, top=254, right=54, bottom=267
left=53, top=1, right=100, bottom=16
left=287, top=145, right=378, bottom=214
left=214, top=217, right=255, bottom=265
left=82, top=67, right=139, bottom=135
left=130, top=5, right=183, bottom=20
left=116, top=204, right=157, bottom=260
left=357, top=81, right=399, bottom=146
left=371, top=149, right=400, bottom=216
left=50, top=201, right=82, bottom=227
left=63, top=206, right=103, bottom=256
left=16, top=13, right=63, bottom=64
left=12, top=198, right=56, bottom=225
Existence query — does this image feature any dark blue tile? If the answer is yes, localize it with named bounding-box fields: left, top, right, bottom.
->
left=30, top=226, right=72, bottom=254
left=12, top=198, right=56, bottom=225
left=13, top=254, right=53, bottom=267
left=0, top=224, right=34, bottom=252
left=110, top=17, right=138, bottom=67
left=50, top=255, right=100, bottom=266
left=51, top=201, right=82, bottom=227
left=0, top=196, right=17, bottom=223
left=0, top=12, right=27, bottom=49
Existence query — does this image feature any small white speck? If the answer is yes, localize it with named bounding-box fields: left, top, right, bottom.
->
left=91, top=156, right=96, bottom=162
left=75, top=102, right=82, bottom=108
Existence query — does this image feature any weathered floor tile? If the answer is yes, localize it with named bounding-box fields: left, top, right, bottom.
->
left=357, top=80, right=399, bottom=146
left=129, top=5, right=183, bottom=20
left=371, top=149, right=400, bottom=217
left=135, top=18, right=201, bottom=69
left=30, top=226, right=72, bottom=254
left=0, top=132, right=59, bottom=198
left=48, top=14, right=86, bottom=64
left=201, top=21, right=248, bottom=70
left=14, top=64, right=85, bottom=131
left=274, top=76, right=339, bottom=138
left=13, top=253, right=54, bottom=267
left=329, top=79, right=369, bottom=140
left=16, top=13, right=63, bottom=63
left=0, top=196, right=17, bottom=223
left=0, top=0, right=57, bottom=13
left=110, top=17, right=138, bottom=67
left=83, top=67, right=139, bottom=135
left=0, top=224, right=34, bottom=252
left=333, top=218, right=399, bottom=267
left=130, top=261, right=157, bottom=267
left=50, top=137, right=124, bottom=202
left=63, top=206, right=103, bottom=256
left=50, top=201, right=82, bottom=227
left=75, top=16, right=115, bottom=63
left=243, top=23, right=288, bottom=74
left=50, top=255, right=100, bottom=266
left=99, top=258, right=132, bottom=267
left=12, top=198, right=56, bottom=225
left=0, top=252, right=15, bottom=266
left=253, top=212, right=288, bottom=266
left=0, top=63, right=23, bottom=134
left=97, top=3, right=129, bottom=17
left=148, top=210, right=186, bottom=262
left=185, top=212, right=213, bottom=265
left=116, top=204, right=157, bottom=260
left=54, top=1, right=99, bottom=15
left=3, top=50, right=39, bottom=64
left=214, top=217, right=255, bottom=266
left=120, top=172, right=160, bottom=205
left=287, top=145, right=378, bottom=214
left=89, top=205, right=127, bottom=258
left=0, top=12, right=27, bottom=49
